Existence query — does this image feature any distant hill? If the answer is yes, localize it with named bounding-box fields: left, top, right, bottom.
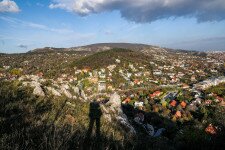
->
left=28, top=43, right=168, bottom=53
left=28, top=47, right=66, bottom=53
left=69, top=43, right=158, bottom=51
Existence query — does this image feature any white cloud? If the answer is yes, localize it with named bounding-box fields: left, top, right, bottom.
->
left=0, top=0, right=20, bottom=13
left=49, top=0, right=225, bottom=23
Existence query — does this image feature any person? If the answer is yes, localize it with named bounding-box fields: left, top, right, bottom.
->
left=86, top=99, right=102, bottom=138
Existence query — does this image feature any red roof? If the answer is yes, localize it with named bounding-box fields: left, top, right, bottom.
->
left=150, top=91, right=161, bottom=98
left=216, top=96, right=224, bottom=102
left=170, top=100, right=177, bottom=107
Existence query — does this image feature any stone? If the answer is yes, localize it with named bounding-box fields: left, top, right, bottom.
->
left=81, top=90, right=87, bottom=101
left=33, top=86, right=45, bottom=97
left=61, top=84, right=70, bottom=90
left=72, top=86, right=80, bottom=95
left=47, top=87, right=61, bottom=96
left=66, top=102, right=76, bottom=107
left=102, top=92, right=136, bottom=135
left=63, top=89, right=72, bottom=98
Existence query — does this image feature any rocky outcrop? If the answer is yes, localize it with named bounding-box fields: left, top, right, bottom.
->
left=60, top=84, right=72, bottom=99
left=30, top=81, right=45, bottom=96
left=72, top=86, right=80, bottom=95
left=101, top=92, right=136, bottom=135
left=33, top=85, right=45, bottom=97
left=47, top=87, right=61, bottom=96
left=81, top=90, right=87, bottom=101
left=72, top=86, right=87, bottom=101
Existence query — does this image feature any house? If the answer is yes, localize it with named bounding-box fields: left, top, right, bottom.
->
left=127, top=73, right=132, bottom=78
left=122, top=97, right=131, bottom=104
left=170, top=100, right=177, bottom=107
left=134, top=79, right=140, bottom=85
left=92, top=70, right=98, bottom=77
left=3, top=66, right=10, bottom=69
left=171, top=76, right=179, bottom=83
left=75, top=70, right=82, bottom=75
left=37, top=72, right=43, bottom=78
left=107, top=64, right=116, bottom=72
left=149, top=91, right=161, bottom=99
left=107, top=85, right=114, bottom=91
left=144, top=71, right=150, bottom=76
left=88, top=77, right=98, bottom=84
left=210, top=69, right=218, bottom=73
left=153, top=70, right=162, bottom=76
left=215, top=96, right=224, bottom=102
left=99, top=73, right=106, bottom=79
left=191, top=75, right=197, bottom=82
left=134, top=101, right=144, bottom=109
left=98, top=81, right=106, bottom=92
left=100, top=68, right=106, bottom=73
left=182, top=84, right=190, bottom=89
left=115, top=59, right=121, bottom=63
left=129, top=64, right=135, bottom=70
left=82, top=67, right=91, bottom=73
left=135, top=72, right=142, bottom=77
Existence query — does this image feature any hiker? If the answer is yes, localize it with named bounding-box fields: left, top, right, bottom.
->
left=86, top=99, right=103, bottom=138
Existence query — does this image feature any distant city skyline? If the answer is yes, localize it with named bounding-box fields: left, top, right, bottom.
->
left=0, top=0, right=225, bottom=53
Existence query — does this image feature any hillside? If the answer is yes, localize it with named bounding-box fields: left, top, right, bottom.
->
left=0, top=43, right=225, bottom=149
left=28, top=43, right=168, bottom=53
left=28, top=47, right=67, bottom=53
left=72, top=48, right=152, bottom=69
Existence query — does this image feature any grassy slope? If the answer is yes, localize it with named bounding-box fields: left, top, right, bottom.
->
left=0, top=81, right=128, bottom=150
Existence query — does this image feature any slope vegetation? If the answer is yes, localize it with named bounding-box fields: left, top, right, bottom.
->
left=72, top=48, right=151, bottom=69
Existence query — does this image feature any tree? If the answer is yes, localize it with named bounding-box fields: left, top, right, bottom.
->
left=10, top=68, right=22, bottom=76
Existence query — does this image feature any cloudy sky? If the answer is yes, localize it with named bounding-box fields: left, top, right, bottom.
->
left=0, top=0, right=225, bottom=53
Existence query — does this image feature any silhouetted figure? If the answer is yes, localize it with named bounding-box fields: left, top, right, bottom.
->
left=86, top=99, right=102, bottom=138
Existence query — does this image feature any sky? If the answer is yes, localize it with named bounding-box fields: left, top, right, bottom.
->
left=0, top=0, right=225, bottom=53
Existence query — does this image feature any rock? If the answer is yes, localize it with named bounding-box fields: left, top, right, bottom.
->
left=22, top=82, right=29, bottom=86
left=72, top=86, right=86, bottom=100
left=72, top=86, right=80, bottom=95
left=30, top=75, right=39, bottom=81
left=63, top=89, right=72, bottom=98
left=29, top=81, right=45, bottom=96
left=33, top=86, right=45, bottom=97
left=102, top=92, right=136, bottom=135
left=61, top=84, right=70, bottom=90
left=18, top=76, right=25, bottom=81
left=145, top=124, right=155, bottom=136
left=154, top=128, right=166, bottom=137
left=60, top=85, right=72, bottom=98
left=47, top=87, right=61, bottom=96
left=30, top=81, right=41, bottom=87
left=108, top=92, right=121, bottom=109
left=66, top=102, right=76, bottom=107
left=81, top=90, right=87, bottom=101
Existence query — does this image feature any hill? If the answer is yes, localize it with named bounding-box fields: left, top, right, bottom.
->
left=28, top=43, right=168, bottom=53
left=72, top=48, right=152, bottom=69
left=28, top=47, right=66, bottom=53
